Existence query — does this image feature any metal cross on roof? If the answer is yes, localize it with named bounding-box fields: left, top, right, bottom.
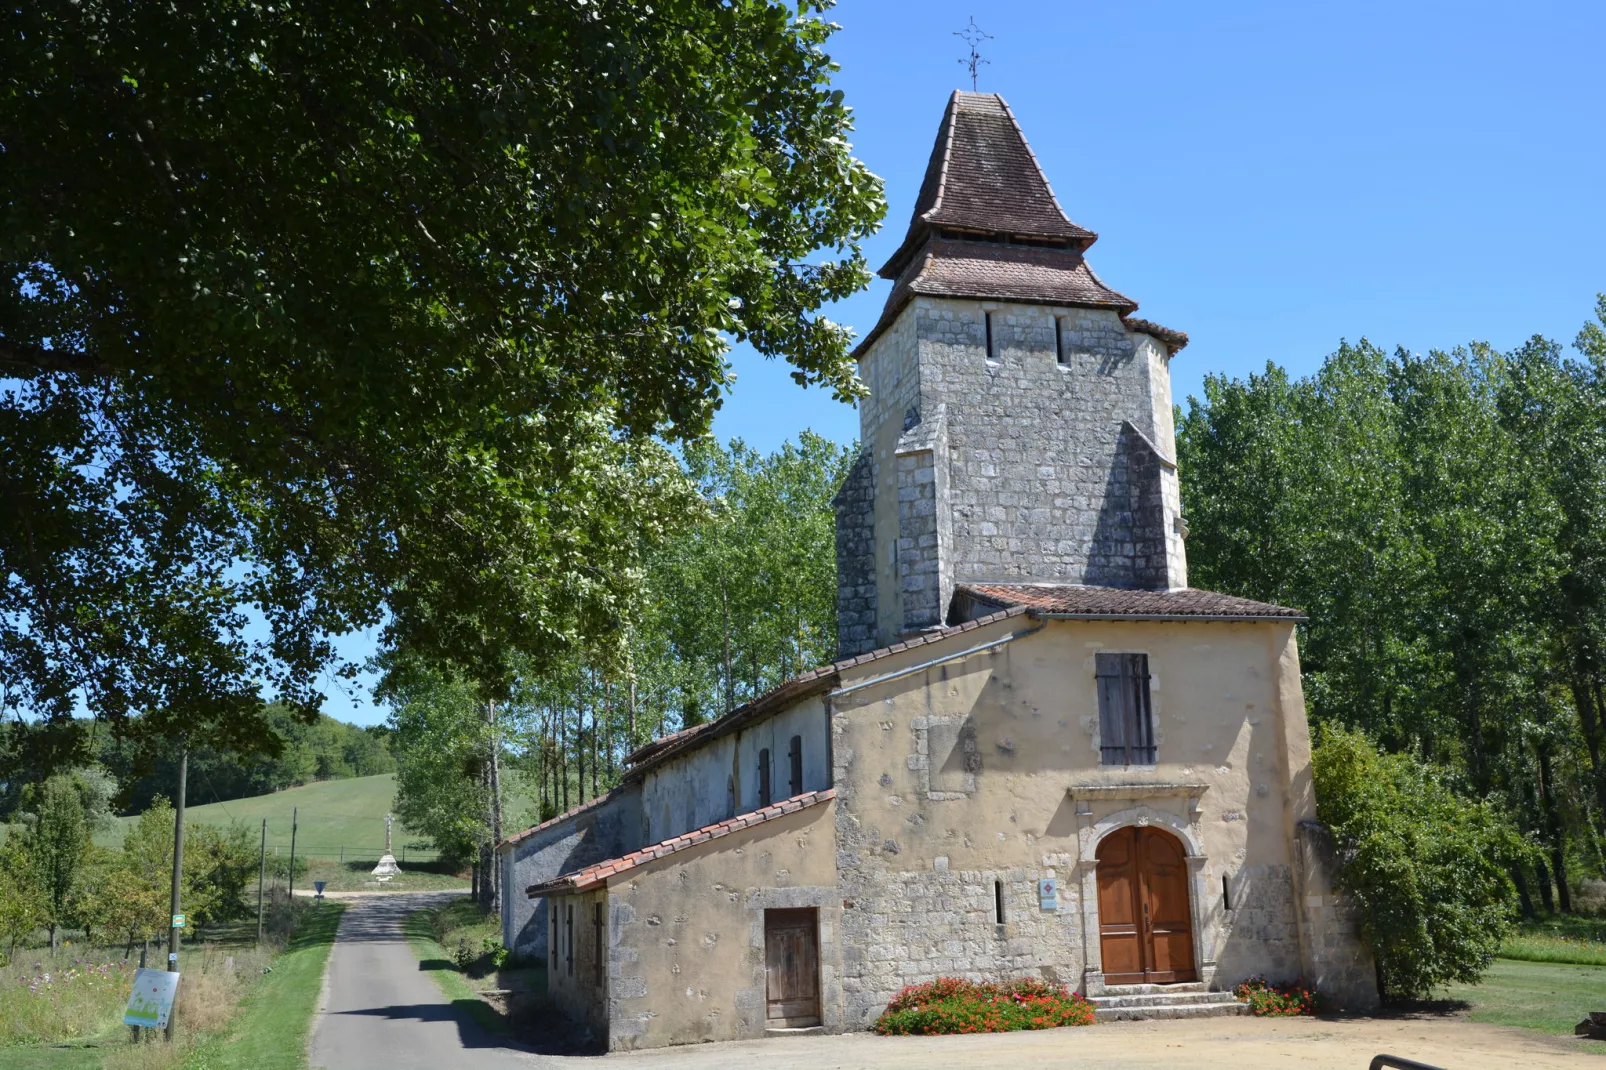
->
left=955, top=17, right=993, bottom=92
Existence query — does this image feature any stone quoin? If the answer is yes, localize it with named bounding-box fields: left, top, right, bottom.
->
left=498, top=89, right=1377, bottom=1051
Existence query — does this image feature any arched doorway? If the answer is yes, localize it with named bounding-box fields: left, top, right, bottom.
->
left=1096, top=826, right=1197, bottom=984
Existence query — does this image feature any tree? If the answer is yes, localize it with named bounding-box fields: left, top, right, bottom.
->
left=0, top=833, right=45, bottom=961
left=1313, top=726, right=1527, bottom=999
left=19, top=774, right=91, bottom=950
left=386, top=671, right=494, bottom=872
left=1, top=1, right=884, bottom=762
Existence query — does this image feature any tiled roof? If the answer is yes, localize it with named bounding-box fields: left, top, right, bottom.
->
left=956, top=583, right=1305, bottom=620
left=621, top=606, right=1029, bottom=781
left=499, top=785, right=629, bottom=851
left=525, top=789, right=836, bottom=897
left=1121, top=316, right=1190, bottom=353
left=854, top=239, right=1137, bottom=358
left=884, top=92, right=1093, bottom=279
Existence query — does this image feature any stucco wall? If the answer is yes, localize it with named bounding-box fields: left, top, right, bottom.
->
left=546, top=886, right=611, bottom=1040
left=501, top=784, right=641, bottom=960
left=831, top=614, right=1317, bottom=1026
left=638, top=699, right=831, bottom=845
left=603, top=801, right=841, bottom=1050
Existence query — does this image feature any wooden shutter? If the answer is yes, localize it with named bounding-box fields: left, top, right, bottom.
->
left=758, top=749, right=771, bottom=806
left=789, top=735, right=803, bottom=797
left=1096, top=653, right=1155, bottom=765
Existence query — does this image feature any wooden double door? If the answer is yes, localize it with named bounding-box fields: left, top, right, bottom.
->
left=764, top=908, right=820, bottom=1027
left=1096, top=826, right=1197, bottom=985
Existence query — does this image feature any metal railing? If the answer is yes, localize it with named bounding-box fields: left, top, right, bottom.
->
left=1370, top=1056, right=1445, bottom=1070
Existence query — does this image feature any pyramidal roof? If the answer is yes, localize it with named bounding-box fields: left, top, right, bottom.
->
left=852, top=91, right=1189, bottom=360
left=880, top=91, right=1095, bottom=280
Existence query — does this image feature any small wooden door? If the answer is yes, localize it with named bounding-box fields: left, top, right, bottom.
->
left=764, top=908, right=820, bottom=1026
left=1096, top=827, right=1197, bottom=985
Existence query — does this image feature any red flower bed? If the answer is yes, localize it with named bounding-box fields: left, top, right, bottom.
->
left=1233, top=976, right=1324, bottom=1016
left=874, top=977, right=1096, bottom=1035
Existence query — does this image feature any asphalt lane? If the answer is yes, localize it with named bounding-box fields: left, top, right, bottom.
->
left=307, top=892, right=538, bottom=1070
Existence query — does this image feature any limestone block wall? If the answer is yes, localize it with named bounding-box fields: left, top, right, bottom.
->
left=836, top=296, right=1190, bottom=656
left=502, top=785, right=642, bottom=960
left=602, top=802, right=841, bottom=1050
left=1292, top=821, right=1380, bottom=1011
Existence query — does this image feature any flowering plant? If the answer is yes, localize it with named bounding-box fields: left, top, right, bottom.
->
left=1233, top=976, right=1324, bottom=1016
left=875, top=977, right=1096, bottom=1035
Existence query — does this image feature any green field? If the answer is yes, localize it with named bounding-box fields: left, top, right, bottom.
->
left=99, top=774, right=428, bottom=863
left=1444, top=958, right=1606, bottom=1051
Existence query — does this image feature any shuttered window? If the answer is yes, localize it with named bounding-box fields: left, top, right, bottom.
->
left=789, top=735, right=804, bottom=797
left=1096, top=652, right=1156, bottom=765
left=758, top=748, right=771, bottom=807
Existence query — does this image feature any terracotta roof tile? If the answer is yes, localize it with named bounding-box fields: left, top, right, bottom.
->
left=525, top=788, right=837, bottom=898
left=1122, top=316, right=1189, bottom=353
left=956, top=583, right=1304, bottom=620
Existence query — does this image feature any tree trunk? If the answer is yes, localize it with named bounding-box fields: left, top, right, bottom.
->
left=720, top=574, right=734, bottom=714
left=1536, top=861, right=1556, bottom=913
left=1537, top=742, right=1572, bottom=913
left=1512, top=867, right=1536, bottom=917
left=1570, top=665, right=1606, bottom=829
left=485, top=699, right=503, bottom=914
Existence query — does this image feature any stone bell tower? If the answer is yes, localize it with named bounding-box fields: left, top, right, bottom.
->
left=836, top=92, right=1191, bottom=658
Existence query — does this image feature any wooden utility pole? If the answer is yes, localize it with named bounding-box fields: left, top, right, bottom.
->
left=165, top=743, right=187, bottom=1041
left=255, top=818, right=267, bottom=948
left=287, top=808, right=298, bottom=900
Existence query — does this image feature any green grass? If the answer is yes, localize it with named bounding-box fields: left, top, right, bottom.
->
left=175, top=902, right=345, bottom=1070
left=1442, top=958, right=1606, bottom=1050
left=1500, top=914, right=1606, bottom=966
left=401, top=903, right=510, bottom=1038
left=98, top=775, right=424, bottom=863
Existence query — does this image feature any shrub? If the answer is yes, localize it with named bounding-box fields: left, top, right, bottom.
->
left=874, top=977, right=1095, bottom=1035
left=1313, top=724, right=1529, bottom=1000
left=1233, top=976, right=1323, bottom=1016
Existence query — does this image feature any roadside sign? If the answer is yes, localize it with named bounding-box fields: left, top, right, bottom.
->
left=313, top=881, right=327, bottom=898
left=123, top=968, right=180, bottom=1028
left=170, top=914, right=186, bottom=928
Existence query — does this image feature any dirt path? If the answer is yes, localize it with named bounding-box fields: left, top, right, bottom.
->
left=600, top=1014, right=1596, bottom=1069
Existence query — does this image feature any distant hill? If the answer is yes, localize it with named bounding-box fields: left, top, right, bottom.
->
left=98, top=773, right=428, bottom=862
left=98, top=771, right=540, bottom=865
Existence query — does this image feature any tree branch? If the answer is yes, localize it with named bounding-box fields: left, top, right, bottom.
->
left=0, top=339, right=118, bottom=378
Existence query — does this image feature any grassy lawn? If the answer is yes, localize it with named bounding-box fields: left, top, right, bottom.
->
left=297, top=857, right=467, bottom=894
left=1441, top=958, right=1606, bottom=1051
left=401, top=901, right=510, bottom=1038
left=174, top=901, right=345, bottom=1070
left=1500, top=913, right=1606, bottom=966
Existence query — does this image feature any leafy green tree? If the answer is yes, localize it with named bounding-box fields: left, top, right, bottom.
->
left=113, top=797, right=256, bottom=941
left=386, top=672, right=492, bottom=871
left=20, top=774, right=90, bottom=949
left=0, top=833, right=45, bottom=960
left=1, top=0, right=883, bottom=763
left=1313, top=725, right=1527, bottom=998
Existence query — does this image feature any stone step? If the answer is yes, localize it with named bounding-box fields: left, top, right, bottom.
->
left=1090, top=989, right=1239, bottom=1010
left=1094, top=1000, right=1248, bottom=1022
left=1089, top=981, right=1207, bottom=997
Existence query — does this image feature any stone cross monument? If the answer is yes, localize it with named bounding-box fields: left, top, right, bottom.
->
left=371, top=812, right=402, bottom=877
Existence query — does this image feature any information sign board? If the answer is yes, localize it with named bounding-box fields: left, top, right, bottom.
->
left=123, top=968, right=180, bottom=1029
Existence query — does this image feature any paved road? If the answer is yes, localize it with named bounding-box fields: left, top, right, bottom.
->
left=307, top=892, right=537, bottom=1070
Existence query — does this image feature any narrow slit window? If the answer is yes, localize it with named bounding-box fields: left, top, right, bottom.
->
left=758, top=748, right=771, bottom=807
left=565, top=903, right=574, bottom=976
left=984, top=312, right=995, bottom=362
left=1096, top=652, right=1156, bottom=765
left=994, top=880, right=1006, bottom=924
left=1222, top=874, right=1232, bottom=911
left=594, top=902, right=605, bottom=985
left=789, top=735, right=803, bottom=797
left=1055, top=316, right=1066, bottom=365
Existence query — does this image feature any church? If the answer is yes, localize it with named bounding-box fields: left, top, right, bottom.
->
left=497, top=90, right=1378, bottom=1051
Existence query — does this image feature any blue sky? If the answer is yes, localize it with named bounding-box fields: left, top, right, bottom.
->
left=331, top=0, right=1606, bottom=725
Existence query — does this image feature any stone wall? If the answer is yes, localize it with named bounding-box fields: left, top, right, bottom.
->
left=834, top=450, right=877, bottom=658
left=838, top=297, right=1190, bottom=656
left=1292, top=821, right=1380, bottom=1011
